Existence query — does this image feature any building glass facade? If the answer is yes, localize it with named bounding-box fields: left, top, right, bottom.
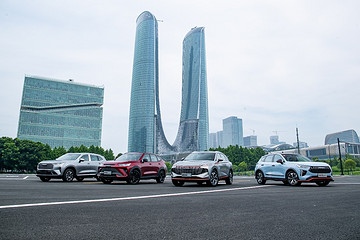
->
left=324, top=129, right=360, bottom=145
left=17, top=76, right=104, bottom=149
left=222, top=116, right=243, bottom=147
left=173, top=27, right=209, bottom=152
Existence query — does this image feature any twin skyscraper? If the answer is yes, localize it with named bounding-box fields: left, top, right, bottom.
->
left=128, top=11, right=209, bottom=154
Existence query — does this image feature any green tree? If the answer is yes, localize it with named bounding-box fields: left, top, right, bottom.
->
left=165, top=162, right=172, bottom=173
left=344, top=159, right=356, bottom=174
left=239, top=161, right=247, bottom=172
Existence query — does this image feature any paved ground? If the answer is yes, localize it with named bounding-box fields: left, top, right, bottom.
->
left=0, top=175, right=359, bottom=239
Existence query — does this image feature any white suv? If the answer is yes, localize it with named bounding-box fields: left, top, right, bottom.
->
left=255, top=153, right=333, bottom=186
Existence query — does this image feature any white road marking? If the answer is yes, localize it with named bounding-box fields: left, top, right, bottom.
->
left=23, top=176, right=29, bottom=179
left=0, top=185, right=270, bottom=209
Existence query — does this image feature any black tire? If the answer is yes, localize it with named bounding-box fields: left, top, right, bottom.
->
left=172, top=179, right=184, bottom=186
left=316, top=180, right=330, bottom=186
left=282, top=180, right=289, bottom=185
left=207, top=169, right=219, bottom=187
left=62, top=168, right=75, bottom=182
left=101, top=178, right=113, bottom=184
left=156, top=170, right=166, bottom=183
left=76, top=177, right=84, bottom=182
left=40, top=177, right=51, bottom=182
left=225, top=170, right=233, bottom=185
left=286, top=170, right=302, bottom=186
left=127, top=169, right=141, bottom=184
left=256, top=171, right=266, bottom=185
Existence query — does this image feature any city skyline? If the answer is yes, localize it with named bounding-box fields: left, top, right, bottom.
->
left=1, top=1, right=360, bottom=155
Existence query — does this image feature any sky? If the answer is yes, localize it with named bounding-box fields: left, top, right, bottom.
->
left=1, top=0, right=359, bottom=155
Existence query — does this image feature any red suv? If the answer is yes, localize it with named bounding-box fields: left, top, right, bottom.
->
left=98, top=152, right=167, bottom=184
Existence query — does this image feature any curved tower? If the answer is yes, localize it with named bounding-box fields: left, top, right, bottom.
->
left=173, top=27, right=209, bottom=152
left=128, top=12, right=208, bottom=154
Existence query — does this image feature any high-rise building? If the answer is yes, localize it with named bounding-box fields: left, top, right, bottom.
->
left=209, top=133, right=217, bottom=149
left=128, top=11, right=209, bottom=154
left=270, top=135, right=279, bottom=145
left=216, top=131, right=223, bottom=147
left=222, top=116, right=243, bottom=147
left=325, top=129, right=360, bottom=145
left=17, top=75, right=104, bottom=149
left=173, top=27, right=209, bottom=152
left=244, top=135, right=257, bottom=147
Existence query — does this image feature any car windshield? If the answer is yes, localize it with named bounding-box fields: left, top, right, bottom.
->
left=282, top=154, right=311, bottom=162
left=56, top=153, right=81, bottom=161
left=185, top=152, right=216, bottom=161
left=115, top=153, right=142, bottom=162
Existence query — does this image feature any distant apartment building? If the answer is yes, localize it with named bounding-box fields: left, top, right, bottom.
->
left=209, top=133, right=217, bottom=149
left=222, top=116, right=243, bottom=147
left=325, top=129, right=359, bottom=145
left=17, top=75, right=104, bottom=149
left=244, top=135, right=257, bottom=147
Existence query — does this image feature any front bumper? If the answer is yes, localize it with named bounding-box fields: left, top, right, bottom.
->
left=297, top=168, right=334, bottom=182
left=36, top=169, right=62, bottom=177
left=98, top=167, right=128, bottom=180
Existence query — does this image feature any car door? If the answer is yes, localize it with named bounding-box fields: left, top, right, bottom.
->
left=271, top=154, right=287, bottom=178
left=76, top=154, right=90, bottom=175
left=215, top=153, right=227, bottom=178
left=261, top=155, right=274, bottom=178
left=149, top=154, right=161, bottom=175
left=140, top=154, right=152, bottom=177
left=88, top=154, right=103, bottom=175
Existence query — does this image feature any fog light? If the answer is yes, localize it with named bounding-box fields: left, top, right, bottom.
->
left=301, top=170, right=307, bottom=176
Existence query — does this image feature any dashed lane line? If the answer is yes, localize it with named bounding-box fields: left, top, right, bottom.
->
left=0, top=185, right=270, bottom=209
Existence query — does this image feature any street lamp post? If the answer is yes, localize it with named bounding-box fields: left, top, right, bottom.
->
left=337, top=138, right=344, bottom=175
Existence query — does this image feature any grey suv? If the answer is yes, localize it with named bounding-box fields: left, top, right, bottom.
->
left=36, top=153, right=106, bottom=182
left=171, top=151, right=233, bottom=186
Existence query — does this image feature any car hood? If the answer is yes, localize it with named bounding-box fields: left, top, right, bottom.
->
left=289, top=161, right=330, bottom=167
left=174, top=160, right=213, bottom=167
left=39, top=160, right=69, bottom=164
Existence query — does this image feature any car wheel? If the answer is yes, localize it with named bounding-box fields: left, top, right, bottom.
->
left=156, top=170, right=166, bottom=183
left=256, top=171, right=266, bottom=185
left=76, top=177, right=84, bottom=182
left=127, top=169, right=141, bottom=184
left=101, top=178, right=113, bottom=184
left=207, top=169, right=219, bottom=186
left=316, top=180, right=330, bottom=186
left=225, top=170, right=233, bottom=185
left=286, top=170, right=301, bottom=186
left=40, top=177, right=51, bottom=182
left=62, top=168, right=75, bottom=182
left=172, top=179, right=184, bottom=186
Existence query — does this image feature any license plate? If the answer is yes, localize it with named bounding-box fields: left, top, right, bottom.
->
left=182, top=173, right=192, bottom=177
left=104, top=171, right=112, bottom=175
left=318, top=174, right=327, bottom=177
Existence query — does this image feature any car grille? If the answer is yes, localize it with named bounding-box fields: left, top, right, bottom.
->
left=38, top=163, right=53, bottom=169
left=172, top=167, right=205, bottom=175
left=309, top=166, right=331, bottom=173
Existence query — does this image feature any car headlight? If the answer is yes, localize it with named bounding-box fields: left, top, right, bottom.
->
left=53, top=162, right=65, bottom=167
left=296, top=164, right=309, bottom=169
left=118, top=163, right=131, bottom=167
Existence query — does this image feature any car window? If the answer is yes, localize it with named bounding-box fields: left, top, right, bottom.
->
left=264, top=155, right=274, bottom=162
left=219, top=153, right=228, bottom=162
left=90, top=155, right=99, bottom=161
left=142, top=154, right=150, bottom=162
left=150, top=154, right=158, bottom=162
left=273, top=155, right=283, bottom=163
left=80, top=154, right=89, bottom=161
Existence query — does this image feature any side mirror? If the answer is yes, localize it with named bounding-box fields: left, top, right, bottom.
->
left=218, top=159, right=223, bottom=162
left=181, top=157, right=185, bottom=161
left=142, top=158, right=149, bottom=163
left=276, top=159, right=283, bottom=164
left=79, top=158, right=85, bottom=163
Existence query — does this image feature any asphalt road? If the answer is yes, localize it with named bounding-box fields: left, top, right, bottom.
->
left=0, top=175, right=359, bottom=240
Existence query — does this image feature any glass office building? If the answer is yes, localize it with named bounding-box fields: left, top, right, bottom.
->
left=17, top=76, right=104, bottom=149
left=222, top=116, right=243, bottom=147
left=128, top=11, right=172, bottom=153
left=173, top=27, right=209, bottom=152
